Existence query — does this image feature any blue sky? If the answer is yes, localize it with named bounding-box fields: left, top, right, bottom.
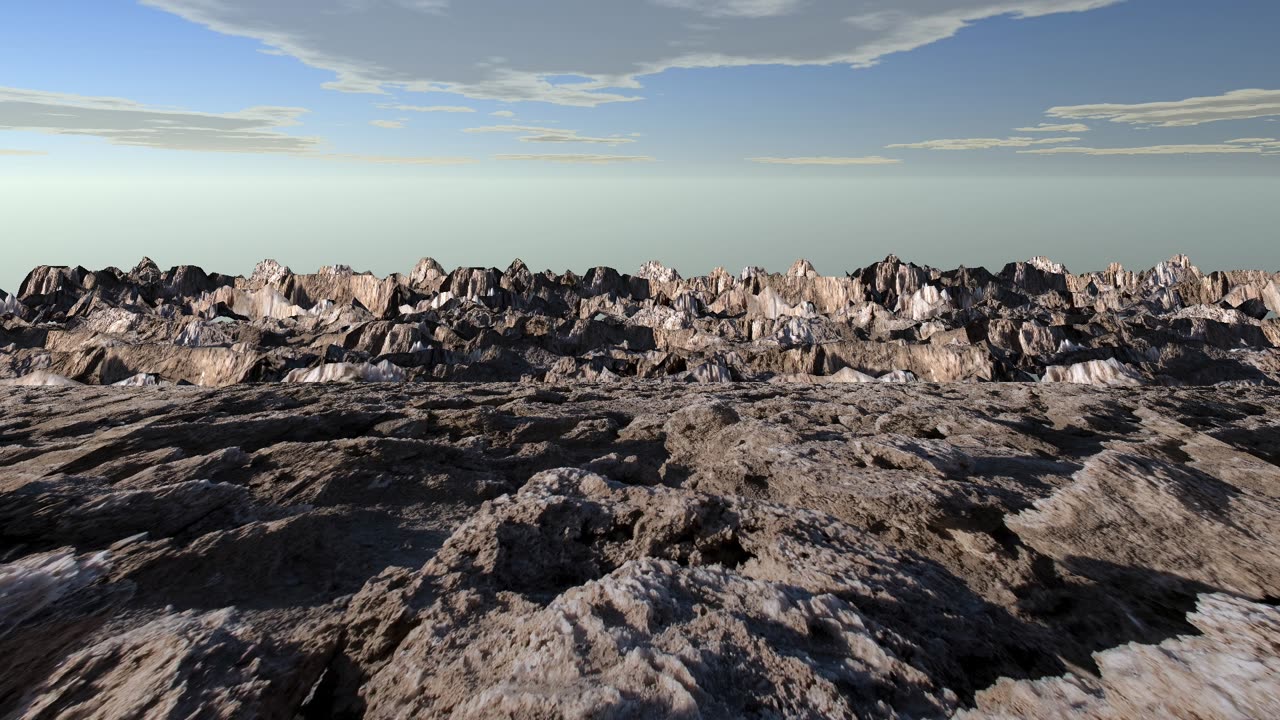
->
left=1, top=0, right=1278, bottom=287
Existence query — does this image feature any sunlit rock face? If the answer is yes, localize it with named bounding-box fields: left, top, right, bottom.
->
left=2, top=255, right=1278, bottom=386
left=1, top=382, right=1277, bottom=718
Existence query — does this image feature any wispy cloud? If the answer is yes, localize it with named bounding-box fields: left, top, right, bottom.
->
left=370, top=119, right=406, bottom=129
left=141, top=0, right=1123, bottom=105
left=1015, top=122, right=1089, bottom=133
left=378, top=103, right=475, bottom=113
left=1046, top=89, right=1280, bottom=127
left=748, top=156, right=902, bottom=165
left=491, top=110, right=516, bottom=118
left=0, top=85, right=474, bottom=164
left=0, top=148, right=46, bottom=156
left=318, top=153, right=477, bottom=165
left=887, top=136, right=1080, bottom=150
left=0, top=85, right=318, bottom=154
left=1019, top=141, right=1279, bottom=156
left=465, top=124, right=636, bottom=145
left=495, top=153, right=655, bottom=164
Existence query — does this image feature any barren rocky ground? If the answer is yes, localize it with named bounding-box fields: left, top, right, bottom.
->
left=2, top=381, right=1278, bottom=718
left=2, top=255, right=1278, bottom=717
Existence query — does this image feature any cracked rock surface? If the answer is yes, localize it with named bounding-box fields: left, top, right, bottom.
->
left=1, top=381, right=1277, bottom=718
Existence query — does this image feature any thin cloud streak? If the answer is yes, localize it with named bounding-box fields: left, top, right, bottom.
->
left=378, top=104, right=475, bottom=113
left=494, top=153, right=655, bottom=164
left=1015, top=123, right=1089, bottom=133
left=748, top=156, right=902, bottom=165
left=1019, top=142, right=1277, bottom=156
left=887, top=136, right=1080, bottom=150
left=1046, top=89, right=1280, bottom=127
left=465, top=125, right=636, bottom=145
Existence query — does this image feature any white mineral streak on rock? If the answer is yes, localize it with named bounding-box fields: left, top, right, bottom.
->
left=112, top=373, right=161, bottom=387
left=0, top=549, right=110, bottom=640
left=0, top=292, right=24, bottom=316
left=284, top=360, right=406, bottom=384
left=1147, top=253, right=1201, bottom=288
left=898, top=285, right=951, bottom=321
left=771, top=366, right=879, bottom=384
left=688, top=359, right=732, bottom=383
left=1263, top=280, right=1280, bottom=315
left=775, top=317, right=816, bottom=347
left=877, top=370, right=919, bottom=383
left=964, top=593, right=1280, bottom=720
left=1041, top=358, right=1144, bottom=386
left=174, top=319, right=233, bottom=347
left=0, top=371, right=82, bottom=386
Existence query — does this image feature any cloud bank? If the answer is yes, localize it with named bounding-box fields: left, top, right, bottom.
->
left=0, top=85, right=472, bottom=164
left=0, top=85, right=318, bottom=154
left=141, top=0, right=1123, bottom=105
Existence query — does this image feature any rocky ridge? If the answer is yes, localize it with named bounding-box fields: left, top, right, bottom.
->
left=3, top=254, right=1278, bottom=387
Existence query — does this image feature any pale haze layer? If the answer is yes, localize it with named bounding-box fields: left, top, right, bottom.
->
left=3, top=176, right=1276, bottom=292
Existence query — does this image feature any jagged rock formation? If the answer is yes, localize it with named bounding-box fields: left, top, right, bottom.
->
left=1, top=382, right=1277, bottom=718
left=2, top=255, right=1278, bottom=386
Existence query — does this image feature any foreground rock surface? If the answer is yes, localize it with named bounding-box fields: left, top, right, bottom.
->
left=3, top=255, right=1278, bottom=386
left=1, top=382, right=1277, bottom=718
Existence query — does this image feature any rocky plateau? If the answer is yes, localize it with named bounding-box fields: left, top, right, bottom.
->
left=1, top=256, right=1278, bottom=718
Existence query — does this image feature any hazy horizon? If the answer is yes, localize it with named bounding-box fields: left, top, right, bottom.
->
left=3, top=175, right=1278, bottom=293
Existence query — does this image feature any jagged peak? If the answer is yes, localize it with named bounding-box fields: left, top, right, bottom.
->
left=1027, top=256, right=1069, bottom=275
left=318, top=264, right=356, bottom=277
left=636, top=260, right=681, bottom=283
left=788, top=259, right=818, bottom=278
left=250, top=259, right=292, bottom=285
left=131, top=257, right=161, bottom=275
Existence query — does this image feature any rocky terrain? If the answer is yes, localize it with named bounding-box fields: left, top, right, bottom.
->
left=1, top=257, right=1278, bottom=718
left=1, top=381, right=1277, bottom=718
left=1, top=254, right=1278, bottom=387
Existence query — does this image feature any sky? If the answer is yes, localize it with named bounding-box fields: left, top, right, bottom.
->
left=1, top=0, right=1278, bottom=291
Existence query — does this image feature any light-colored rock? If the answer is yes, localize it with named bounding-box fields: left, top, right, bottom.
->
left=1042, top=358, right=1144, bottom=386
